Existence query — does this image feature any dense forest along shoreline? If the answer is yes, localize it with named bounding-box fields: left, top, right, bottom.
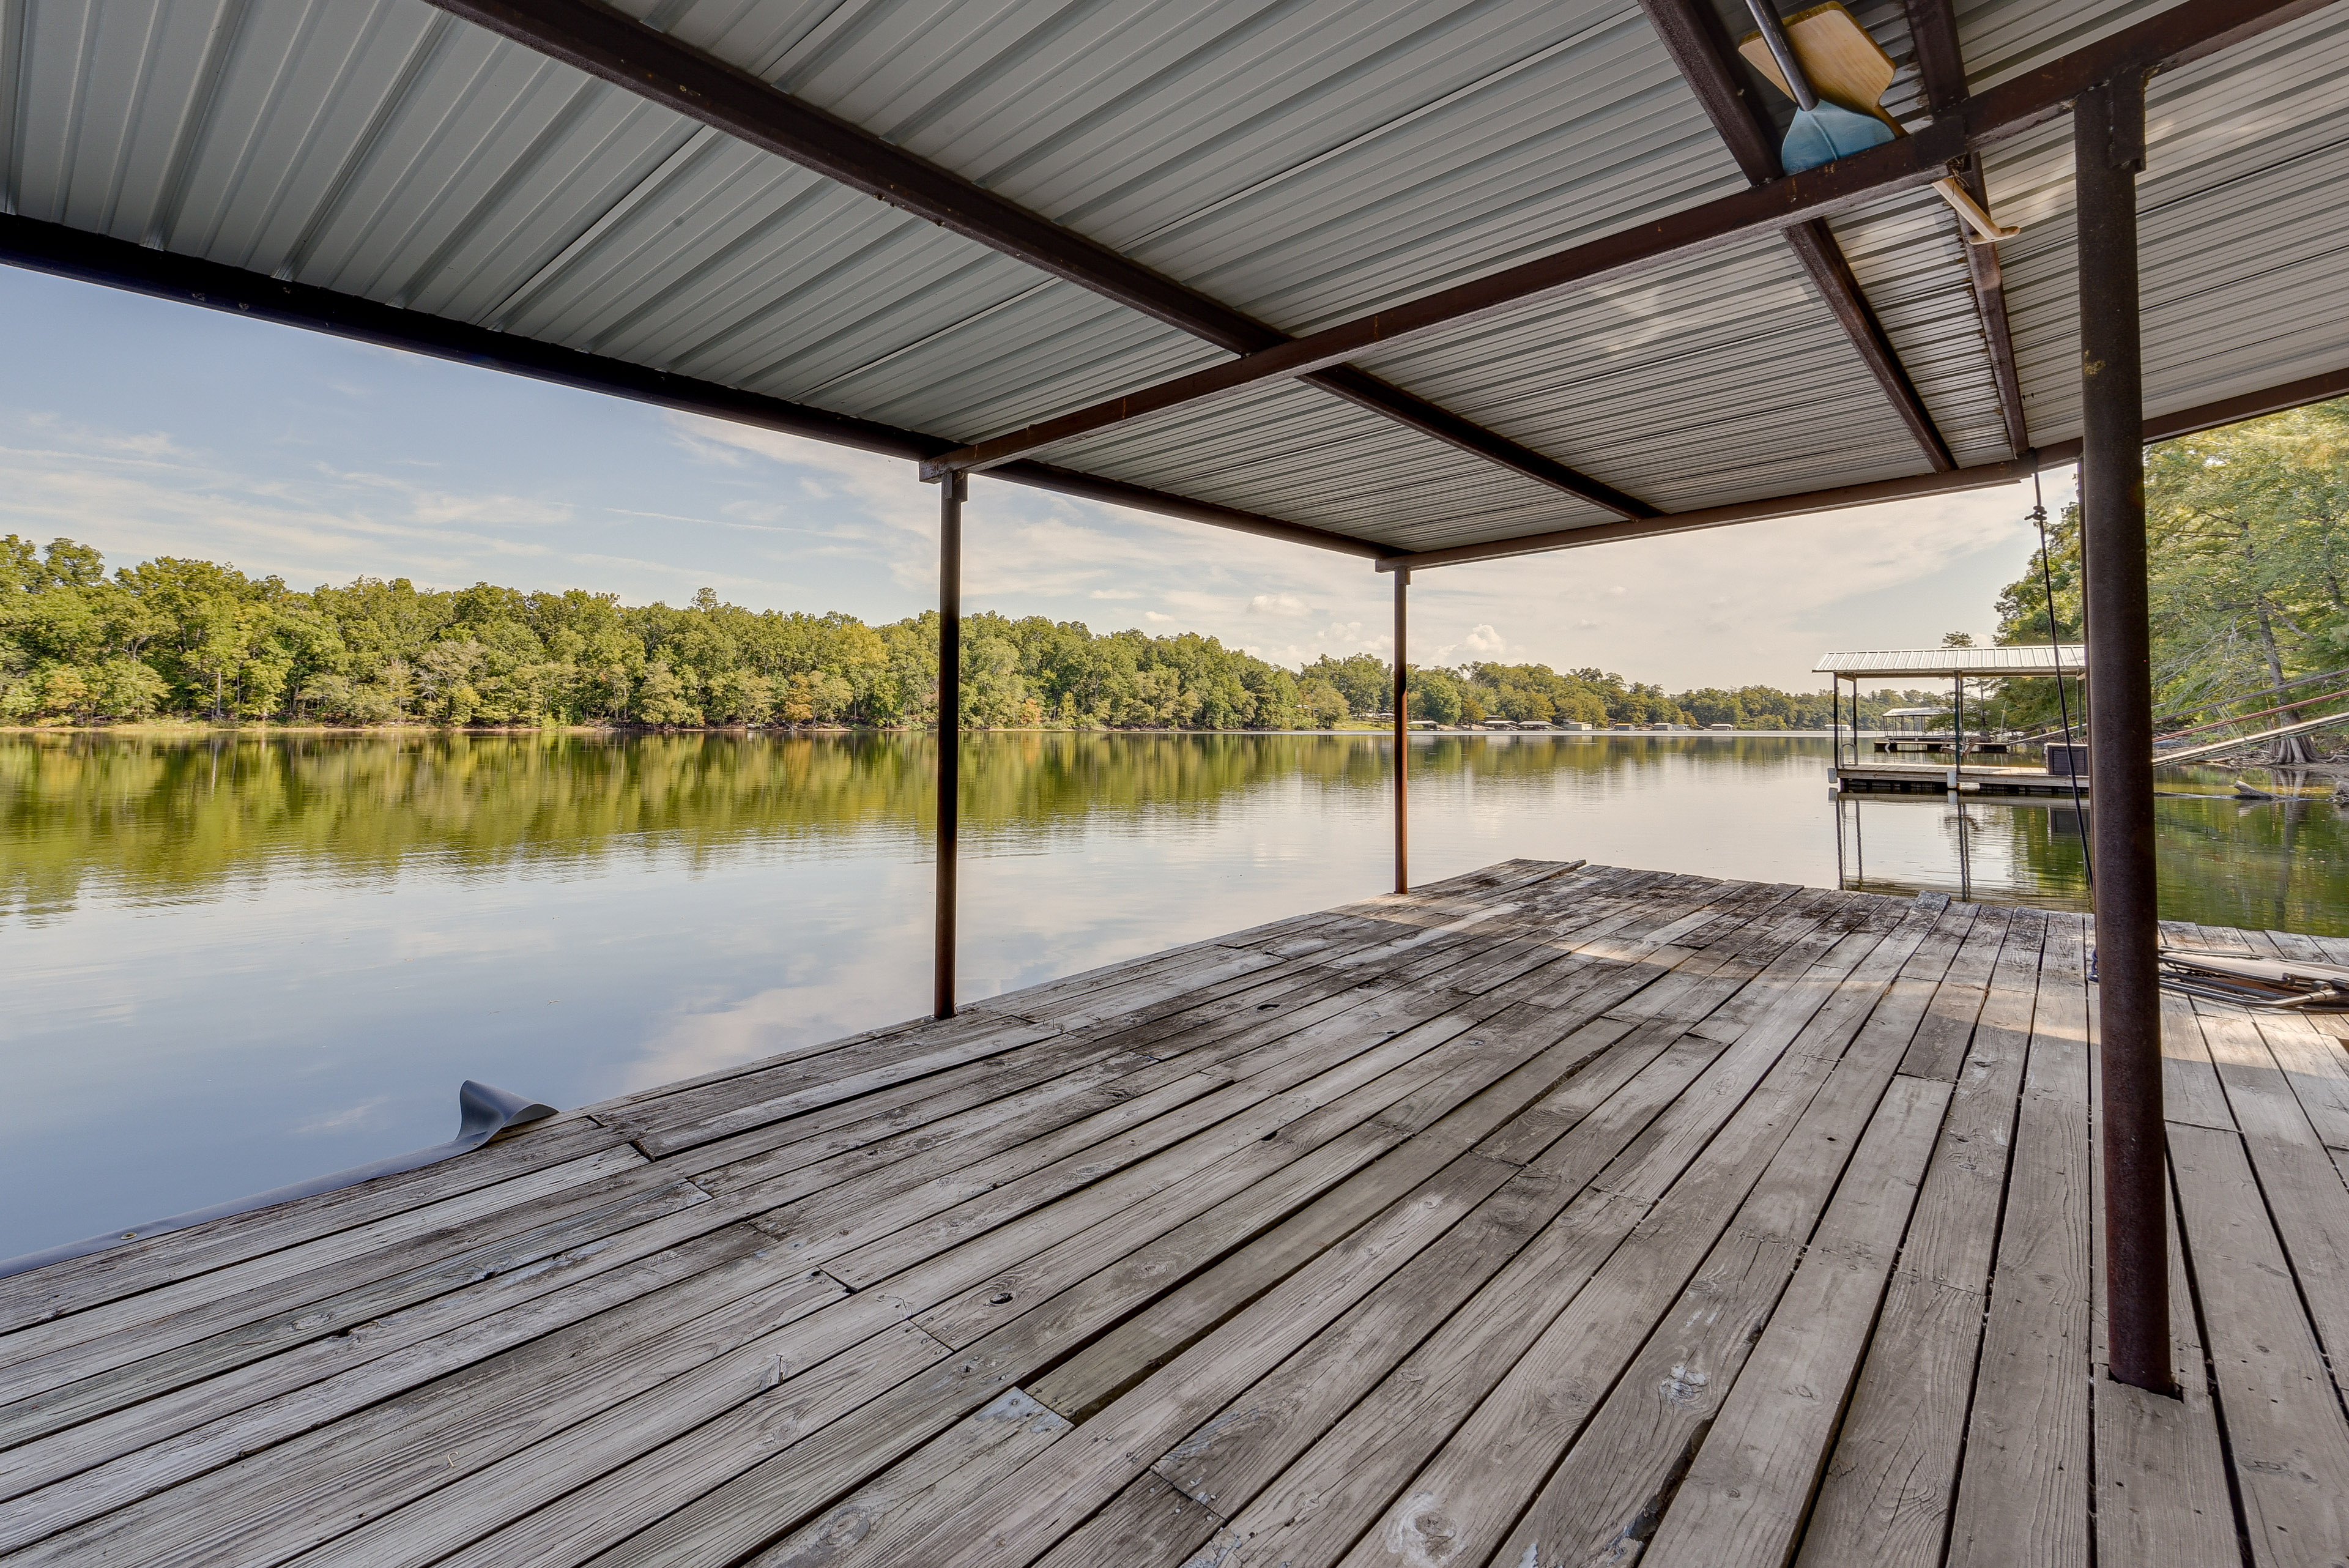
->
left=4, top=535, right=1938, bottom=732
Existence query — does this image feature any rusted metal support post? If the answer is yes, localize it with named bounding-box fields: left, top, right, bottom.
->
left=935, top=471, right=965, bottom=1020
left=1393, top=567, right=1409, bottom=895
left=2077, top=73, right=2172, bottom=1396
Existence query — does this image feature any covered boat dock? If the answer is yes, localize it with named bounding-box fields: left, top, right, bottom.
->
left=1819, top=644, right=2093, bottom=797
left=6, top=0, right=2349, bottom=1561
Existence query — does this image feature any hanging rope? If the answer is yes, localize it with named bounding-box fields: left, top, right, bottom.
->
left=2035, top=471, right=2094, bottom=895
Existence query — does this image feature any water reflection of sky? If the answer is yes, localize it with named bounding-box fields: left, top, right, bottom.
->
left=2, top=732, right=2340, bottom=1258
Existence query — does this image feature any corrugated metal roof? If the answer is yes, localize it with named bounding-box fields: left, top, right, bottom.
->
left=1, top=0, right=2343, bottom=555
left=1817, top=645, right=2088, bottom=677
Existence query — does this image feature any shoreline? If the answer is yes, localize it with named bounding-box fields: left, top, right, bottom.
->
left=0, top=721, right=1843, bottom=738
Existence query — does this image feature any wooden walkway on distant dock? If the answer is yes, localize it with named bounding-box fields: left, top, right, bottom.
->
left=6, top=862, right=2349, bottom=1567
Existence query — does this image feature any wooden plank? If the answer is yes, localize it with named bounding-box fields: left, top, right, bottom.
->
left=1475, top=890, right=1808, bottom=1042
left=1795, top=907, right=2047, bottom=1568
left=737, top=1390, right=1072, bottom=1568
left=9, top=1262, right=855, bottom=1568
left=2250, top=1008, right=2349, bottom=1153
left=425, top=1299, right=1063, bottom=1568
left=1585, top=907, right=1915, bottom=1211
left=899, top=1018, right=1527, bottom=1347
left=1943, top=912, right=2091, bottom=1568
left=1022, top=1017, right=1695, bottom=1424
left=1625, top=1074, right=1951, bottom=1568
left=1512, top=886, right=1822, bottom=1025
left=275, top=921, right=1587, bottom=1568
left=0, top=1152, right=677, bottom=1422
left=688, top=972, right=1499, bottom=1305
left=817, top=907, right=1738, bottom=1326
left=2160, top=987, right=2240, bottom=1131
left=1028, top=1471, right=1231, bottom=1568
left=1352, top=872, right=1752, bottom=1013
left=1206, top=1187, right=1661, bottom=1568
left=589, top=938, right=1219, bottom=1124
left=1484, top=928, right=1950, bottom=1568
left=611, top=1015, right=1071, bottom=1156
left=661, top=910, right=1499, bottom=1194
left=2202, top=1006, right=2349, bottom=1383
left=0, top=1115, right=629, bottom=1337
left=0, top=1224, right=778, bottom=1547
left=2170, top=1120, right=2349, bottom=1561
left=2170, top=919, right=2256, bottom=957
left=33, top=875, right=2314, bottom=1568
left=1896, top=902, right=2014, bottom=1080
left=592, top=1153, right=1526, bottom=1568
left=905, top=991, right=1620, bottom=1351
left=1145, top=1027, right=1744, bottom=1533
left=0, top=1143, right=647, bottom=1377
left=397, top=989, right=1608, bottom=1567
left=292, top=1321, right=952, bottom=1568
left=818, top=1008, right=1485, bottom=1291
left=1157, top=890, right=1839, bottom=1556
left=672, top=937, right=1486, bottom=1200
left=0, top=1170, right=713, bottom=1475
left=1302, top=916, right=1924, bottom=1568
left=2091, top=1153, right=2236, bottom=1568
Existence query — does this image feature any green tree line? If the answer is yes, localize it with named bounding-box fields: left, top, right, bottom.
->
left=1994, top=399, right=2349, bottom=744
left=1, top=535, right=1893, bottom=732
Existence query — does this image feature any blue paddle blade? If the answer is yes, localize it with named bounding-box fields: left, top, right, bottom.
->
left=1780, top=102, right=1895, bottom=173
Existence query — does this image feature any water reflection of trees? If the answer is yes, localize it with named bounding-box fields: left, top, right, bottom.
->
left=11, top=733, right=2339, bottom=934
left=0, top=732, right=1836, bottom=918
left=1986, top=793, right=2347, bottom=934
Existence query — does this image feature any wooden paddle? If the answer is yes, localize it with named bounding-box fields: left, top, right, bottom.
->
left=1737, top=2, right=2019, bottom=242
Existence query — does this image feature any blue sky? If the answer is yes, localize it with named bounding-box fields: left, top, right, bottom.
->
left=0, top=264, right=2064, bottom=689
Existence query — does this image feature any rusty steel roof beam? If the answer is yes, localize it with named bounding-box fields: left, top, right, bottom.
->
left=1639, top=0, right=1954, bottom=471
left=428, top=0, right=1655, bottom=520
left=0, top=212, right=1395, bottom=562
left=1907, top=0, right=2030, bottom=455
left=921, top=0, right=2327, bottom=480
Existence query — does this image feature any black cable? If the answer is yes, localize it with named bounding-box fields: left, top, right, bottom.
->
left=2035, top=471, right=2094, bottom=896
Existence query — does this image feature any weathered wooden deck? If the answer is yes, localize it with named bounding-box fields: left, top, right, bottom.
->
left=6, top=861, right=2349, bottom=1567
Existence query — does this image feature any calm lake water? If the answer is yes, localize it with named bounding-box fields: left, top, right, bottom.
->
left=4, top=730, right=2342, bottom=1259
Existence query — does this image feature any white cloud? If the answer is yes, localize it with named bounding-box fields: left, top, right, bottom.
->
left=1145, top=611, right=1174, bottom=623
left=1430, top=623, right=1507, bottom=664
left=1248, top=592, right=1314, bottom=615
left=1089, top=588, right=1141, bottom=600
left=1398, top=477, right=2052, bottom=688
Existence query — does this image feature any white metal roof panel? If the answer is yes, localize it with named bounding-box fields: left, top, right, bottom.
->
left=1994, top=4, right=2349, bottom=451
left=1, top=0, right=2344, bottom=558
left=1817, top=645, right=2088, bottom=677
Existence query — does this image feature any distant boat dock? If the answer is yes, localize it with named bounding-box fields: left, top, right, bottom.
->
left=1819, top=645, right=2092, bottom=800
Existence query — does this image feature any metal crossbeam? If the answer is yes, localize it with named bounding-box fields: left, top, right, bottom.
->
left=0, top=213, right=1395, bottom=563
left=428, top=0, right=1655, bottom=519
left=922, top=0, right=2330, bottom=479
left=1906, top=0, right=2031, bottom=456
left=1639, top=0, right=1953, bottom=471
left=1371, top=357, right=2349, bottom=572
